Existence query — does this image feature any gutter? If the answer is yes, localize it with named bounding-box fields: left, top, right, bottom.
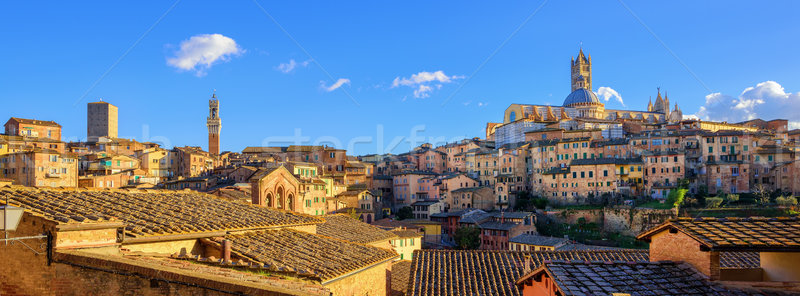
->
left=56, top=222, right=126, bottom=232
left=122, top=231, right=227, bottom=244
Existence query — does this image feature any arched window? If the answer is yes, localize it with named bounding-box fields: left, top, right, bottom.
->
left=276, top=187, right=284, bottom=209
left=266, top=193, right=273, bottom=207
left=509, top=111, right=516, bottom=122
left=287, top=193, right=294, bottom=211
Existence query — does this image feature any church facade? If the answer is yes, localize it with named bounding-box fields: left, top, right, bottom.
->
left=491, top=49, right=684, bottom=146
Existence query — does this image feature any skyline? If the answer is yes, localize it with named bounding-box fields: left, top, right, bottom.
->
left=2, top=1, right=800, bottom=155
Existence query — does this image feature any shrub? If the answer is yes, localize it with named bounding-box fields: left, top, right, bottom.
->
left=726, top=194, right=739, bottom=203
left=776, top=196, right=798, bottom=207
left=705, top=197, right=724, bottom=208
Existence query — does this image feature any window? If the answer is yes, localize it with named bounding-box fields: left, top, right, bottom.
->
left=603, top=170, right=608, bottom=177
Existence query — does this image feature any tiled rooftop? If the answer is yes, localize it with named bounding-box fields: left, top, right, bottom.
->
left=532, top=261, right=744, bottom=296
left=317, top=214, right=398, bottom=244
left=510, top=234, right=569, bottom=247
left=391, top=260, right=412, bottom=296
left=638, top=217, right=800, bottom=251
left=223, top=229, right=398, bottom=282
left=0, top=187, right=322, bottom=238
left=408, top=249, right=649, bottom=296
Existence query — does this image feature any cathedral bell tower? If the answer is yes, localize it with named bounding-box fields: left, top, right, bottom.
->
left=571, top=48, right=592, bottom=92
left=207, top=91, right=221, bottom=155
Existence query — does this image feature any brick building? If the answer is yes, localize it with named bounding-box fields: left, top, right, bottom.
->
left=0, top=149, right=78, bottom=187
left=4, top=117, right=61, bottom=140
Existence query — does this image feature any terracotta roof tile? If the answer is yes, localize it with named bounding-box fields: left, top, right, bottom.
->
left=223, top=229, right=397, bottom=282
left=0, top=187, right=322, bottom=238
left=317, top=214, right=398, bottom=244
left=408, top=249, right=649, bottom=296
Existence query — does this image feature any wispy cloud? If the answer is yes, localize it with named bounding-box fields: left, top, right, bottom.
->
left=276, top=59, right=310, bottom=73
left=596, top=86, right=624, bottom=106
left=167, top=34, right=243, bottom=76
left=392, top=70, right=462, bottom=98
left=694, top=81, right=800, bottom=128
left=321, top=78, right=350, bottom=92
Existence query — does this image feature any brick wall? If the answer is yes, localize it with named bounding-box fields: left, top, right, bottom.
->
left=649, top=230, right=719, bottom=280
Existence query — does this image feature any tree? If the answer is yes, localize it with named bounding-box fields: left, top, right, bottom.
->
left=514, top=191, right=548, bottom=211
left=754, top=184, right=771, bottom=205
left=666, top=188, right=688, bottom=209
left=347, top=208, right=361, bottom=220
left=453, top=226, right=481, bottom=250
left=396, top=206, right=413, bottom=220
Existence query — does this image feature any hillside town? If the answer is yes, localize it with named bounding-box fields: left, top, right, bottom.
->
left=2, top=49, right=800, bottom=295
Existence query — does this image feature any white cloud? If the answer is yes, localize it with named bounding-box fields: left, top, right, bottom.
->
left=596, top=86, right=625, bottom=106
left=392, top=70, right=462, bottom=98
left=694, top=81, right=800, bottom=127
left=321, top=78, right=350, bottom=92
left=276, top=59, right=310, bottom=74
left=683, top=114, right=700, bottom=120
left=478, top=102, right=487, bottom=107
left=414, top=85, right=433, bottom=98
left=167, top=34, right=243, bottom=76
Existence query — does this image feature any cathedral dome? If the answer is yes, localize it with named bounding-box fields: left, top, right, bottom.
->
left=563, top=88, right=601, bottom=106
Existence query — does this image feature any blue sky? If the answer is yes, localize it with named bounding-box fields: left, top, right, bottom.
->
left=2, top=1, right=799, bottom=155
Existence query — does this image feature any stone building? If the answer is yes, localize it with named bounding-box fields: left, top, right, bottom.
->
left=86, top=101, right=118, bottom=141
left=490, top=49, right=680, bottom=146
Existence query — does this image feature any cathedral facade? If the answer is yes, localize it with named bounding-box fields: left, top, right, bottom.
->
left=492, top=49, right=683, bottom=146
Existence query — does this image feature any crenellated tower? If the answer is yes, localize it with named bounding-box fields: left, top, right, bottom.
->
left=207, top=92, right=221, bottom=155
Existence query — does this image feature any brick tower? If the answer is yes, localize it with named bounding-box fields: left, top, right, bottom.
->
left=207, top=92, right=221, bottom=155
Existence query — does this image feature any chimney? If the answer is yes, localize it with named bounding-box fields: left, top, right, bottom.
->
left=222, top=240, right=232, bottom=263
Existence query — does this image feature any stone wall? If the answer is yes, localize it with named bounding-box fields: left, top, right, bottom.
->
left=602, top=208, right=676, bottom=236
left=545, top=207, right=675, bottom=236
left=324, top=260, right=392, bottom=296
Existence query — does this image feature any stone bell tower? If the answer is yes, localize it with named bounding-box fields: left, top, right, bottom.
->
left=571, top=48, right=592, bottom=92
left=207, top=91, right=221, bottom=155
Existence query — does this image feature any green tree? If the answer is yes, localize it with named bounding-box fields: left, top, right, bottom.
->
left=666, top=188, right=688, bottom=208
left=453, top=226, right=481, bottom=250
left=347, top=208, right=361, bottom=220
left=396, top=206, right=413, bottom=220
